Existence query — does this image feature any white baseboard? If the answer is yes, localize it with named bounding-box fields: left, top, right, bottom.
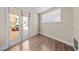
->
left=40, top=32, right=74, bottom=48
left=30, top=33, right=39, bottom=37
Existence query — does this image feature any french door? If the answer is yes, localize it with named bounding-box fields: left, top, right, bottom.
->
left=8, top=7, right=29, bottom=47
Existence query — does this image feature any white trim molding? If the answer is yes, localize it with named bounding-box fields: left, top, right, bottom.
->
left=30, top=33, right=39, bottom=37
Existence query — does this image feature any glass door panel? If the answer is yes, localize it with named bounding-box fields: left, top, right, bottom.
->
left=9, top=14, right=19, bottom=40
left=22, top=12, right=29, bottom=40
left=9, top=8, right=21, bottom=47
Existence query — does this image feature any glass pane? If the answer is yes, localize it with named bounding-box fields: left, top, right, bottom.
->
left=23, top=16, right=28, bottom=39
left=9, top=14, right=19, bottom=40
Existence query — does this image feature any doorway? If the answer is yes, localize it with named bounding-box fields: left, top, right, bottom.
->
left=8, top=7, right=29, bottom=47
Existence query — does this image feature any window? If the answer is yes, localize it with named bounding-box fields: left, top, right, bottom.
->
left=42, top=8, right=61, bottom=23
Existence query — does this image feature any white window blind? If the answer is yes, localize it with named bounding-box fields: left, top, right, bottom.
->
left=42, top=8, right=61, bottom=23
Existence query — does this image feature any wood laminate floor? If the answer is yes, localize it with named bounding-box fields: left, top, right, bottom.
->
left=6, top=34, right=74, bottom=51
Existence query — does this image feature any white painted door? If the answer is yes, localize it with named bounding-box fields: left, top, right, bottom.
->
left=8, top=8, right=22, bottom=47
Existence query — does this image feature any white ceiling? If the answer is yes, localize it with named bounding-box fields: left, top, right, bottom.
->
left=20, top=7, right=52, bottom=13
left=34, top=7, right=52, bottom=13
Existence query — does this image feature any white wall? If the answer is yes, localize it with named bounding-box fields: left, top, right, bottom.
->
left=73, top=8, right=79, bottom=50
left=0, top=8, right=8, bottom=50
left=19, top=8, right=39, bottom=37
left=40, top=7, right=73, bottom=46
